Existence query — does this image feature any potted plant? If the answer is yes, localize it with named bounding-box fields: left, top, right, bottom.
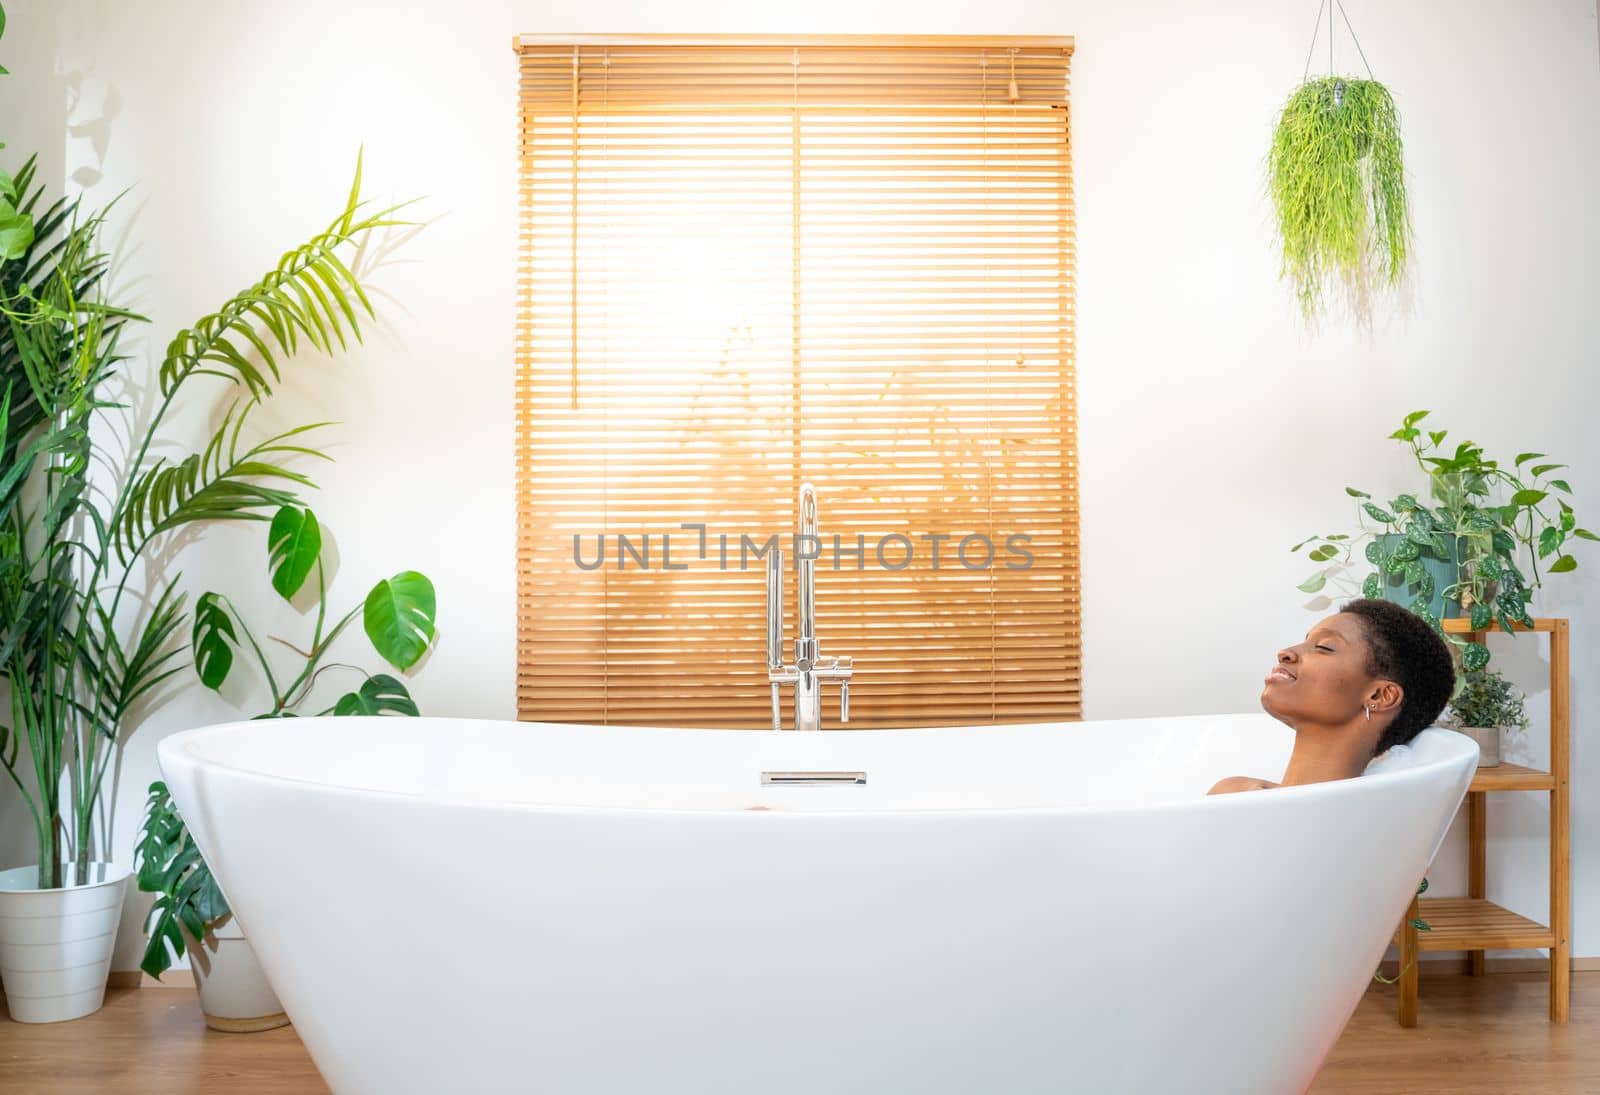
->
left=1268, top=72, right=1411, bottom=323
left=1293, top=410, right=1593, bottom=672
left=136, top=504, right=437, bottom=1031
left=0, top=150, right=403, bottom=1023
left=1445, top=668, right=1529, bottom=769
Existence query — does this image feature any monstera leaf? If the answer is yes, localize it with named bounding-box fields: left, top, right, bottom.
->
left=268, top=505, right=321, bottom=600
left=191, top=592, right=238, bottom=691
left=332, top=673, right=419, bottom=717
left=363, top=571, right=437, bottom=670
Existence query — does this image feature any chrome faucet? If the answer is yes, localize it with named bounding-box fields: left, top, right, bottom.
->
left=766, top=482, right=853, bottom=731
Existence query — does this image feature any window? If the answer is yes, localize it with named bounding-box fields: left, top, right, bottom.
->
left=515, top=35, right=1078, bottom=728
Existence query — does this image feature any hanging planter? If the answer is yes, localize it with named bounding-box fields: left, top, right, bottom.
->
left=1268, top=3, right=1412, bottom=321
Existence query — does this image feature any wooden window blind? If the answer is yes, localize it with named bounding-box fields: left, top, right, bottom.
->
left=515, top=35, right=1079, bottom=729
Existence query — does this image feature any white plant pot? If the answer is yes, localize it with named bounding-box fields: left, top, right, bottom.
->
left=0, top=862, right=129, bottom=1023
left=182, top=914, right=289, bottom=1032
left=1458, top=725, right=1502, bottom=767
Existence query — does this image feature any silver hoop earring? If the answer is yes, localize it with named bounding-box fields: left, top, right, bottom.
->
left=1364, top=704, right=1371, bottom=721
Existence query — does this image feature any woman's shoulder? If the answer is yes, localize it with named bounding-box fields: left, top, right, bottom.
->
left=1208, top=775, right=1281, bottom=795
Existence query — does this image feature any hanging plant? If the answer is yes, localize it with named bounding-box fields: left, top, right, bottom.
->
left=1268, top=3, right=1412, bottom=321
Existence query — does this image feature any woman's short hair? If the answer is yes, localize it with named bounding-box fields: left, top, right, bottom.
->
left=1339, top=598, right=1459, bottom=756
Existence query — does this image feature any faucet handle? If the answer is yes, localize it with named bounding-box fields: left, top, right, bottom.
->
left=771, top=681, right=783, bottom=732
left=839, top=679, right=849, bottom=723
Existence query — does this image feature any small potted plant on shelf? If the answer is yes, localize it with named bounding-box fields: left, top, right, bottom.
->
left=1292, top=410, right=1594, bottom=671
left=135, top=504, right=438, bottom=1032
left=1445, top=668, right=1529, bottom=769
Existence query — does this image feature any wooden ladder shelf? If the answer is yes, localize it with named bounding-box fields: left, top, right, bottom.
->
left=1393, top=617, right=1570, bottom=1026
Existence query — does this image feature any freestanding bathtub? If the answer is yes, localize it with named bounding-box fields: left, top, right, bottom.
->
left=158, top=713, right=1475, bottom=1095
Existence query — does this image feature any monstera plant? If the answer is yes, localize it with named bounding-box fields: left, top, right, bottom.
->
left=1292, top=411, right=1592, bottom=671
left=137, top=504, right=437, bottom=979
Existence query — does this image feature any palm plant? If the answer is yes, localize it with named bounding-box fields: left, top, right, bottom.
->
left=0, top=151, right=406, bottom=889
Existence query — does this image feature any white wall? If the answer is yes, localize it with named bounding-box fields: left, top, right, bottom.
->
left=0, top=0, right=1596, bottom=972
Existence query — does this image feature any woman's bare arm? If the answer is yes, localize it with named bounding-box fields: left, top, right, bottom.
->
left=1207, top=776, right=1281, bottom=795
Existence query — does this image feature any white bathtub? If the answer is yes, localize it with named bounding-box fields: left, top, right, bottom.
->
left=158, top=713, right=1475, bottom=1095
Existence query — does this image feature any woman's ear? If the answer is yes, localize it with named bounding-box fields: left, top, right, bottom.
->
left=1368, top=680, right=1403, bottom=718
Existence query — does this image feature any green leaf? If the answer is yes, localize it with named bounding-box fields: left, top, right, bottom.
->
left=115, top=403, right=328, bottom=562
left=1461, top=643, right=1490, bottom=672
left=1514, top=452, right=1545, bottom=468
left=1427, top=431, right=1447, bottom=447
left=1393, top=494, right=1418, bottom=512
left=267, top=505, right=322, bottom=600
left=1344, top=486, right=1371, bottom=499
left=364, top=571, right=438, bottom=670
left=1510, top=489, right=1547, bottom=507
left=1538, top=527, right=1562, bottom=558
left=1362, top=503, right=1396, bottom=524
left=1469, top=602, right=1492, bottom=631
left=1529, top=464, right=1566, bottom=478
left=1308, top=544, right=1338, bottom=562
left=1362, top=572, right=1383, bottom=599
left=1475, top=553, right=1502, bottom=582
left=1365, top=541, right=1382, bottom=565
left=0, top=197, right=34, bottom=260
left=1403, top=410, right=1430, bottom=428
left=1297, top=571, right=1327, bottom=593
left=1417, top=877, right=1429, bottom=895
left=191, top=592, right=238, bottom=691
left=1549, top=555, right=1578, bottom=574
left=1492, top=530, right=1516, bottom=556
left=1403, top=560, right=1426, bottom=587
left=1574, top=528, right=1600, bottom=542
left=1549, top=479, right=1572, bottom=494
left=332, top=673, right=420, bottom=717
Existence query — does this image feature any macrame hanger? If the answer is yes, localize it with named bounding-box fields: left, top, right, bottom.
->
left=1300, top=0, right=1375, bottom=104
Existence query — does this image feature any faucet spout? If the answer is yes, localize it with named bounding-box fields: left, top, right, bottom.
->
left=796, top=482, right=818, bottom=670
left=764, top=482, right=854, bottom=731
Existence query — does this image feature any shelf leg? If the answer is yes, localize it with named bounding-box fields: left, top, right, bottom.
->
left=1551, top=619, right=1570, bottom=1023
left=1399, top=893, right=1419, bottom=1028
left=1468, top=791, right=1485, bottom=976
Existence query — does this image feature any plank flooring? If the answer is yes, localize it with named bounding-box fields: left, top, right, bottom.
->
left=1, top=973, right=1595, bottom=1093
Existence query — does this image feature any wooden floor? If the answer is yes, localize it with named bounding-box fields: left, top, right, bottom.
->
left=1, top=973, right=1596, bottom=1093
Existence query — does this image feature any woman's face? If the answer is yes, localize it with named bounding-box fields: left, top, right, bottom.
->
left=1261, top=612, right=1390, bottom=727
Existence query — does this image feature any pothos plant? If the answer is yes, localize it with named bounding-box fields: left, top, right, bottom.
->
left=135, top=504, right=437, bottom=977
left=1292, top=411, right=1593, bottom=672
left=1372, top=877, right=1432, bottom=985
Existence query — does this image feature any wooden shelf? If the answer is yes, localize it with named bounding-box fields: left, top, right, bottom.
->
left=1395, top=898, right=1554, bottom=952
left=1441, top=616, right=1561, bottom=635
left=1469, top=763, right=1556, bottom=792
left=1395, top=616, right=1569, bottom=1027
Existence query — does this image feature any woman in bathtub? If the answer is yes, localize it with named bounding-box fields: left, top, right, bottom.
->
left=1209, top=598, right=1457, bottom=794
